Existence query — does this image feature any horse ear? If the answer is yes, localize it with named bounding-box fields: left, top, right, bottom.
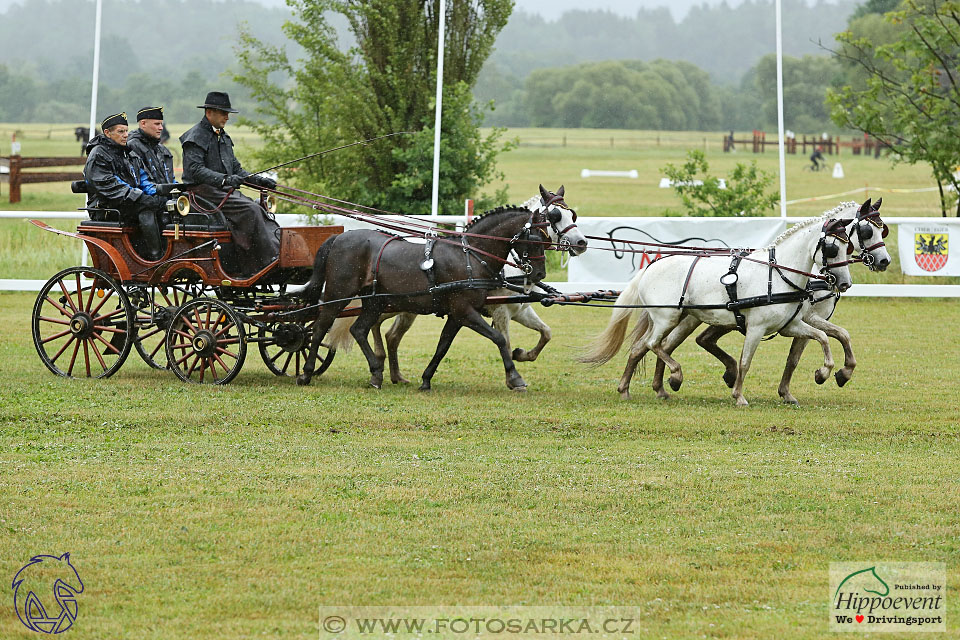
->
left=539, top=184, right=549, bottom=200
left=872, top=197, right=882, bottom=211
left=557, top=185, right=565, bottom=197
left=859, top=198, right=872, bottom=214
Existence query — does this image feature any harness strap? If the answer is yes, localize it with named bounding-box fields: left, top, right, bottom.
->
left=678, top=255, right=702, bottom=308
left=723, top=252, right=748, bottom=334
left=372, top=235, right=403, bottom=295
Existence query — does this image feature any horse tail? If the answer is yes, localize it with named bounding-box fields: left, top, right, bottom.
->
left=299, top=235, right=336, bottom=304
left=626, top=309, right=651, bottom=346
left=578, top=276, right=643, bottom=365
left=325, top=317, right=356, bottom=352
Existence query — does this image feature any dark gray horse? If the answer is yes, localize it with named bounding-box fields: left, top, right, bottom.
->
left=297, top=205, right=549, bottom=391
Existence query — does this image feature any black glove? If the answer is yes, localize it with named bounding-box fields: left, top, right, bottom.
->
left=223, top=174, right=244, bottom=189
left=140, top=193, right=166, bottom=210
left=247, top=174, right=276, bottom=190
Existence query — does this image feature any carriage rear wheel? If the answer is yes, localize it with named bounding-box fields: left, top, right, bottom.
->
left=130, top=283, right=208, bottom=369
left=32, top=266, right=134, bottom=379
left=165, top=298, right=246, bottom=384
left=257, top=321, right=336, bottom=378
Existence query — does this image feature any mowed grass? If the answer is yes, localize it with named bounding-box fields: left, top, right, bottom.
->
left=1, top=289, right=959, bottom=639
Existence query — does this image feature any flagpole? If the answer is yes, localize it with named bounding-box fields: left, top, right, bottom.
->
left=430, top=0, right=446, bottom=219
left=87, top=0, right=103, bottom=136
left=775, top=0, right=787, bottom=218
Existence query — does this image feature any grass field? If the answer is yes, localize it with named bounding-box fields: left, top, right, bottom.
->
left=1, top=124, right=959, bottom=637
left=1, top=291, right=958, bottom=638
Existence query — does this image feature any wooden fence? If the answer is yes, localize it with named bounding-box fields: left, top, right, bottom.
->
left=0, top=155, right=86, bottom=203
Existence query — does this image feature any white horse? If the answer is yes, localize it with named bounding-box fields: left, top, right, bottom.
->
left=580, top=206, right=861, bottom=406
left=326, top=185, right=587, bottom=383
left=649, top=198, right=891, bottom=405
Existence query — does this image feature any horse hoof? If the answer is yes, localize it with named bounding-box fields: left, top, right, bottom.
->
left=512, top=385, right=528, bottom=392
left=296, top=374, right=310, bottom=386
left=511, top=347, right=525, bottom=361
left=734, top=396, right=749, bottom=407
left=835, top=370, right=851, bottom=387
left=722, top=370, right=737, bottom=388
left=619, top=390, right=631, bottom=401
left=781, top=395, right=799, bottom=406
left=668, top=375, right=683, bottom=392
left=656, top=390, right=671, bottom=400
left=418, top=383, right=432, bottom=392
left=815, top=370, right=828, bottom=385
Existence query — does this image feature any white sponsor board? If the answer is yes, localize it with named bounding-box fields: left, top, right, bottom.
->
left=568, top=217, right=786, bottom=285
left=898, top=223, right=957, bottom=276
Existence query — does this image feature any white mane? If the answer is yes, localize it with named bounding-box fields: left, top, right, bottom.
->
left=521, top=195, right=542, bottom=211
left=766, top=201, right=859, bottom=248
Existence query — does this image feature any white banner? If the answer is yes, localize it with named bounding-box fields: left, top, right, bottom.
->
left=568, top=217, right=787, bottom=284
left=898, top=223, right=958, bottom=276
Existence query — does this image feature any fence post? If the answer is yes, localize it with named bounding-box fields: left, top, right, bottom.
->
left=9, top=154, right=21, bottom=204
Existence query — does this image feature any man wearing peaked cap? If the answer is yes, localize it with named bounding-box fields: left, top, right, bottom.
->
left=127, top=106, right=176, bottom=185
left=83, top=112, right=167, bottom=260
left=180, top=91, right=279, bottom=277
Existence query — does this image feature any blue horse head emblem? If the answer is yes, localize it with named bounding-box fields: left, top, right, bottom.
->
left=12, top=553, right=84, bottom=634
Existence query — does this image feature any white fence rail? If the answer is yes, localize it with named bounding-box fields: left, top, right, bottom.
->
left=3, top=211, right=959, bottom=297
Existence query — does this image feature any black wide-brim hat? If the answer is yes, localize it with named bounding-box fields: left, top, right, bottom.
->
left=197, top=91, right=238, bottom=113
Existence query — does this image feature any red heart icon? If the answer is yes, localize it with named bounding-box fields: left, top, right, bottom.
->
left=856, top=615, right=864, bottom=623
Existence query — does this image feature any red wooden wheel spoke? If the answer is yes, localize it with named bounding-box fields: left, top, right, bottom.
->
left=214, top=346, right=239, bottom=359
left=170, top=328, right=194, bottom=341
left=88, top=287, right=115, bottom=318
left=281, top=351, right=293, bottom=373
left=91, top=331, right=122, bottom=356
left=138, top=326, right=162, bottom=340
left=75, top=273, right=85, bottom=312
left=217, top=337, right=241, bottom=345
left=193, top=306, right=204, bottom=330
left=198, top=357, right=206, bottom=382
left=41, top=328, right=73, bottom=344
left=212, top=352, right=231, bottom=371
left=91, top=325, right=125, bottom=335
left=268, top=349, right=284, bottom=364
left=186, top=354, right=201, bottom=377
left=169, top=341, right=192, bottom=351
left=214, top=322, right=235, bottom=338
left=67, top=339, right=81, bottom=376
left=205, top=305, right=212, bottom=329
left=58, top=280, right=78, bottom=314
left=83, top=340, right=91, bottom=377
left=92, top=307, right=126, bottom=324
left=173, top=350, right=193, bottom=367
left=38, top=316, right=71, bottom=326
left=43, top=295, right=73, bottom=318
left=88, top=337, right=108, bottom=370
left=180, top=315, right=198, bottom=334
left=208, top=357, right=220, bottom=380
left=49, top=335, right=76, bottom=364
left=148, top=340, right=164, bottom=359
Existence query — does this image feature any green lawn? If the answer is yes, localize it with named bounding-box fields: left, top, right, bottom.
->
left=1, top=290, right=958, bottom=638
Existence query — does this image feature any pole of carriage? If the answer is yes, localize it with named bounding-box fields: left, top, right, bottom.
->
left=82, top=0, right=103, bottom=267
left=430, top=0, right=446, bottom=220
left=775, top=0, right=787, bottom=218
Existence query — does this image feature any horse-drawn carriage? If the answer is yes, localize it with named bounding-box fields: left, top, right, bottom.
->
left=31, top=182, right=344, bottom=384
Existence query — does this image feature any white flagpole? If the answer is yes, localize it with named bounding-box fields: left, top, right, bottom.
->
left=430, top=0, right=446, bottom=218
left=87, top=0, right=103, bottom=137
left=775, top=0, right=787, bottom=218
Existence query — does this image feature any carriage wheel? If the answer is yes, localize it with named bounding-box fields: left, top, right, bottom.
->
left=131, top=283, right=204, bottom=369
left=31, top=266, right=134, bottom=379
left=165, top=298, right=246, bottom=384
left=257, top=321, right=336, bottom=377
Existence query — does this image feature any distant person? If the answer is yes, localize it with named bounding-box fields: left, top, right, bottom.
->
left=810, top=147, right=825, bottom=171
left=726, top=130, right=735, bottom=152
left=180, top=91, right=279, bottom=276
left=83, top=112, right=165, bottom=259
left=127, top=106, right=176, bottom=185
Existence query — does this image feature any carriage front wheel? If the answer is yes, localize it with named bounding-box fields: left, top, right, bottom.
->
left=257, top=321, right=336, bottom=378
left=165, top=298, right=246, bottom=384
left=31, top=266, right=134, bottom=379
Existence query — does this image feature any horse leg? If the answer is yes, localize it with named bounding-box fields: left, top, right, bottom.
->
left=298, top=304, right=349, bottom=386
left=458, top=307, right=527, bottom=391
left=385, top=313, right=415, bottom=384
left=617, top=310, right=679, bottom=401
left=419, top=317, right=463, bottom=392
left=502, top=304, right=552, bottom=362
left=778, top=337, right=808, bottom=405
left=371, top=317, right=386, bottom=365
left=731, top=325, right=766, bottom=406
left=805, top=316, right=856, bottom=387
left=652, top=315, right=701, bottom=399
left=695, top=325, right=738, bottom=388
left=779, top=321, right=834, bottom=387
left=349, top=305, right=388, bottom=389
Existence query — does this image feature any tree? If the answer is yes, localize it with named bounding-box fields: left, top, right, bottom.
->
left=827, top=0, right=960, bottom=216
left=233, top=0, right=514, bottom=214
left=663, top=150, right=779, bottom=217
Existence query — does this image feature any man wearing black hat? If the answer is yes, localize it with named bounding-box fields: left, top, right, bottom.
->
left=127, top=106, right=176, bottom=185
left=83, top=112, right=166, bottom=260
left=180, top=91, right=279, bottom=276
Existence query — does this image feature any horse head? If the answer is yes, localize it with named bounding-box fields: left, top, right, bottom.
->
left=530, top=184, right=587, bottom=256
left=852, top=197, right=892, bottom=271
left=818, top=217, right=855, bottom=293
left=12, top=553, right=84, bottom=633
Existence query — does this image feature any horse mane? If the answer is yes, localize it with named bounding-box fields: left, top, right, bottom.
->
left=462, top=204, right=526, bottom=232
left=520, top=194, right=541, bottom=211
left=766, top=201, right=857, bottom=248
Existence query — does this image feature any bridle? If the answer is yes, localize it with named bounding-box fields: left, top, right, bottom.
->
left=540, top=193, right=579, bottom=251
left=817, top=218, right=856, bottom=287
left=509, top=208, right=550, bottom=277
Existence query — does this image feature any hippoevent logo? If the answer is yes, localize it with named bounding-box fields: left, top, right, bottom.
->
left=915, top=231, right=949, bottom=272
left=830, top=562, right=945, bottom=632
left=11, top=553, right=84, bottom=634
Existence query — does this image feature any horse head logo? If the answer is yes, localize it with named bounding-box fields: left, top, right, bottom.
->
left=12, top=553, right=84, bottom=634
left=834, top=566, right=890, bottom=600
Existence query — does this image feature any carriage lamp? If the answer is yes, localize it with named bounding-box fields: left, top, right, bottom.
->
left=165, top=195, right=191, bottom=216
left=266, top=194, right=277, bottom=214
